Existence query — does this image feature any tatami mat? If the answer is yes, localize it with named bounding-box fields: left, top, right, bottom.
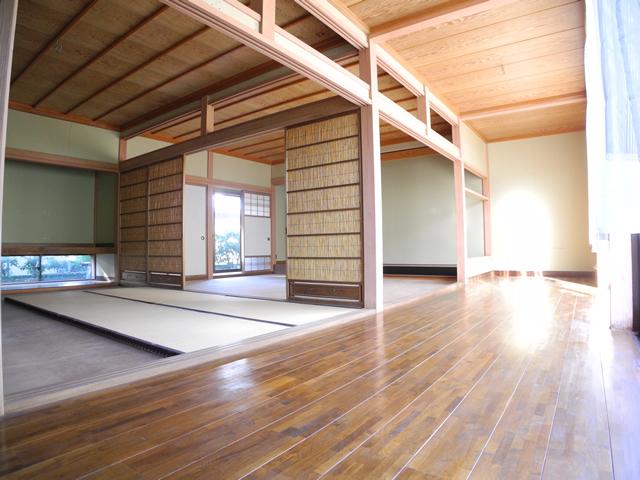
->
left=92, top=287, right=351, bottom=326
left=7, top=291, right=286, bottom=353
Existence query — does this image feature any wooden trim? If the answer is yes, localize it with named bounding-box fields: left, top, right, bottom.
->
left=271, top=176, right=284, bottom=186
left=454, top=157, right=467, bottom=282
left=381, top=147, right=434, bottom=162
left=9, top=102, right=117, bottom=131
left=121, top=97, right=357, bottom=171
left=465, top=187, right=489, bottom=201
left=185, top=274, right=208, bottom=281
left=10, top=0, right=99, bottom=86
left=5, top=148, right=119, bottom=172
left=460, top=93, right=587, bottom=121
left=370, top=0, right=518, bottom=42
left=186, top=175, right=272, bottom=194
left=1, top=244, right=116, bottom=255
left=383, top=264, right=456, bottom=277
left=488, top=127, right=586, bottom=143
left=462, top=161, right=487, bottom=180
left=33, top=6, right=169, bottom=107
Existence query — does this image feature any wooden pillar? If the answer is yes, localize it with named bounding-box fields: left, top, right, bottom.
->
left=251, top=0, right=275, bottom=38
left=118, top=137, right=127, bottom=162
left=360, top=45, right=383, bottom=310
left=0, top=0, right=19, bottom=416
left=453, top=126, right=467, bottom=282
left=482, top=143, right=492, bottom=256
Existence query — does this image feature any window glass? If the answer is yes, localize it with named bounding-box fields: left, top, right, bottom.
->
left=41, top=255, right=93, bottom=281
left=1, top=256, right=40, bottom=284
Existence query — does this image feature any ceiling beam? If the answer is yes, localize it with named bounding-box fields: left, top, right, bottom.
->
left=10, top=0, right=99, bottom=85
left=33, top=6, right=168, bottom=108
left=9, top=100, right=117, bottom=131
left=120, top=39, right=356, bottom=139
left=459, top=93, right=587, bottom=121
left=121, top=96, right=357, bottom=171
left=370, top=0, right=519, bottom=43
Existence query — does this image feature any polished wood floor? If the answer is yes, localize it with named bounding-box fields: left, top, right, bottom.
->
left=1, top=278, right=638, bottom=479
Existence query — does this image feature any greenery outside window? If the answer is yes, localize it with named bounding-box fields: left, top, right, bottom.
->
left=1, top=255, right=94, bottom=284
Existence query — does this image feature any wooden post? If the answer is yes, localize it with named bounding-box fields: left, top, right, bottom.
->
left=453, top=125, right=467, bottom=282
left=417, top=89, right=431, bottom=133
left=360, top=45, right=383, bottom=310
left=251, top=0, right=275, bottom=38
left=0, top=0, right=19, bottom=416
left=482, top=143, right=492, bottom=256
left=206, top=150, right=214, bottom=278
left=118, top=137, right=127, bottom=162
left=200, top=97, right=214, bottom=136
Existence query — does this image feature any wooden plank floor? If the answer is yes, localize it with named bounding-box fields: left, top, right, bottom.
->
left=1, top=278, right=638, bottom=479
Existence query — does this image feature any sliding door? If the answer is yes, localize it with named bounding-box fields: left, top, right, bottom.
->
left=243, top=192, right=272, bottom=272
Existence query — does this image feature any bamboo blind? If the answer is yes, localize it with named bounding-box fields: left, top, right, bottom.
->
left=285, top=112, right=363, bottom=306
left=119, top=157, right=184, bottom=287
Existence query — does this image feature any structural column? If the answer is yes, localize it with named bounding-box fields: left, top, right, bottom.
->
left=0, top=0, right=19, bottom=416
left=360, top=45, right=383, bottom=310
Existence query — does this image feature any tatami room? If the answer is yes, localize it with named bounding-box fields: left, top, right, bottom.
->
left=1, top=0, right=639, bottom=479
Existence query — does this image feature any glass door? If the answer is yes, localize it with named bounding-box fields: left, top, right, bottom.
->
left=213, top=191, right=242, bottom=273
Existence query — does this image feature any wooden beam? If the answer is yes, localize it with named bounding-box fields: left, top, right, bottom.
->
left=370, top=0, right=518, bottom=42
left=201, top=98, right=215, bottom=135
left=118, top=138, right=127, bottom=162
left=460, top=93, right=587, bottom=121
left=65, top=26, right=209, bottom=115
left=5, top=148, right=119, bottom=172
left=33, top=6, right=169, bottom=108
left=121, top=96, right=356, bottom=171
left=10, top=0, right=99, bottom=86
left=294, top=0, right=368, bottom=48
left=1, top=0, right=19, bottom=418
left=161, top=0, right=370, bottom=106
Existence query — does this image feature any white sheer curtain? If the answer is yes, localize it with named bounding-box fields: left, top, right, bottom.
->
left=585, top=0, right=640, bottom=247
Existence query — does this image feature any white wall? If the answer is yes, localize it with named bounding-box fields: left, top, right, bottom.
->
left=7, top=110, right=119, bottom=163
left=489, top=131, right=596, bottom=272
left=213, top=152, right=271, bottom=187
left=460, top=122, right=488, bottom=177
left=382, top=154, right=457, bottom=265
left=126, top=136, right=171, bottom=159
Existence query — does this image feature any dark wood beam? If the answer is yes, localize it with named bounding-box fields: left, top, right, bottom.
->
left=33, top=5, right=168, bottom=107
left=121, top=96, right=357, bottom=171
left=10, top=0, right=99, bottom=85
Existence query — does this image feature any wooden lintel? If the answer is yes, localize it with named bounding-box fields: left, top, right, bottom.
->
left=121, top=96, right=357, bottom=172
left=6, top=148, right=119, bottom=173
left=460, top=93, right=587, bottom=121
left=370, top=0, right=518, bottom=42
left=381, top=147, right=434, bottom=162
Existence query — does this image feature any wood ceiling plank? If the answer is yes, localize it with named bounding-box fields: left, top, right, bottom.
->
left=432, top=48, right=584, bottom=94
left=471, top=101, right=585, bottom=141
left=387, top=0, right=579, bottom=52
left=389, top=2, right=584, bottom=68
left=446, top=66, right=584, bottom=111
left=417, top=28, right=584, bottom=82
left=340, top=0, right=452, bottom=29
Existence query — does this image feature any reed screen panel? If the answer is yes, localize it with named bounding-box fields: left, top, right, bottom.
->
left=119, top=157, right=184, bottom=288
left=285, top=112, right=363, bottom=307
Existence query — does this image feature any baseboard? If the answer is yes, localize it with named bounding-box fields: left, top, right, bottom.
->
left=383, top=264, right=457, bottom=277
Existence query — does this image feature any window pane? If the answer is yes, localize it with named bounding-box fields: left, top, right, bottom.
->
left=40, top=255, right=93, bottom=281
left=1, top=256, right=40, bottom=284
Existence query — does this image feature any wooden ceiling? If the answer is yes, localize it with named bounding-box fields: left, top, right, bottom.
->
left=9, top=0, right=586, bottom=165
left=344, top=0, right=586, bottom=141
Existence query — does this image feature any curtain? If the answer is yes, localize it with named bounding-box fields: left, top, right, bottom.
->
left=585, top=0, right=640, bottom=248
